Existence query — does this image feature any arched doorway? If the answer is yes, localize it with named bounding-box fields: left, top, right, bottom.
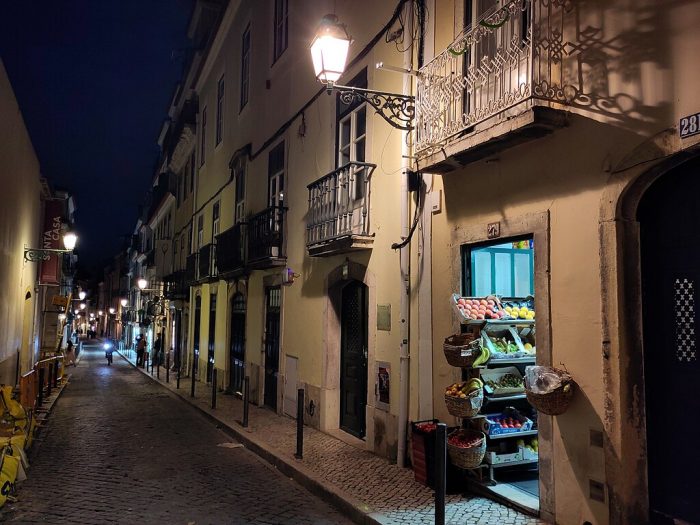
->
left=340, top=280, right=368, bottom=439
left=229, top=293, right=246, bottom=394
left=638, top=157, right=700, bottom=524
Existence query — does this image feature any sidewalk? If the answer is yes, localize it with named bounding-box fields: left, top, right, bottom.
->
left=119, top=349, right=546, bottom=525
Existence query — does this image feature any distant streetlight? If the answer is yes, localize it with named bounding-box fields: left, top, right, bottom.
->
left=78, top=290, right=87, bottom=300
left=98, top=310, right=103, bottom=316
left=120, top=298, right=128, bottom=308
left=80, top=303, right=86, bottom=310
left=137, top=277, right=148, bottom=290
left=109, top=307, right=116, bottom=315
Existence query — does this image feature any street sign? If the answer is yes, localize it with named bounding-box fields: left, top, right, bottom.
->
left=680, top=112, right=700, bottom=139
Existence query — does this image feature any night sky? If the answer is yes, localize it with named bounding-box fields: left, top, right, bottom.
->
left=0, top=0, right=194, bottom=273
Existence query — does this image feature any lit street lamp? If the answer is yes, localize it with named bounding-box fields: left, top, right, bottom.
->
left=24, top=230, right=79, bottom=262
left=120, top=298, right=128, bottom=307
left=310, top=14, right=415, bottom=131
left=137, top=277, right=148, bottom=290
left=109, top=307, right=116, bottom=315
left=78, top=290, right=87, bottom=300
left=80, top=303, right=86, bottom=310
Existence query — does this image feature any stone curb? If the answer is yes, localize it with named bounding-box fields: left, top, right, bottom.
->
left=117, top=349, right=384, bottom=525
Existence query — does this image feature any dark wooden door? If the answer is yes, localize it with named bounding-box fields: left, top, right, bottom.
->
left=340, top=280, right=368, bottom=438
left=229, top=293, right=246, bottom=394
left=193, top=296, right=201, bottom=376
left=639, top=159, right=700, bottom=525
left=207, top=294, right=216, bottom=382
left=264, top=286, right=281, bottom=410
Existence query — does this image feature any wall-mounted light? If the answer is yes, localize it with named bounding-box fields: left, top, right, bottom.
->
left=108, top=307, right=116, bottom=315
left=120, top=298, right=128, bottom=307
left=98, top=310, right=103, bottom=316
left=310, top=15, right=415, bottom=131
left=137, top=277, right=148, bottom=290
left=78, top=290, right=87, bottom=300
left=79, top=303, right=86, bottom=310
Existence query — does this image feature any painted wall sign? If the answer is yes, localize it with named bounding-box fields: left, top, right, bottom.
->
left=680, top=112, right=700, bottom=139
left=39, top=200, right=63, bottom=284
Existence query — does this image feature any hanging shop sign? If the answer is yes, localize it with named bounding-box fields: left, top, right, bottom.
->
left=39, top=200, right=63, bottom=284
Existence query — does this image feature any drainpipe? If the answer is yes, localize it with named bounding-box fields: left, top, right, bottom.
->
left=397, top=0, right=414, bottom=469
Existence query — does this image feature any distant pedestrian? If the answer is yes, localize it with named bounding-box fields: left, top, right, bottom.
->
left=136, top=336, right=146, bottom=367
left=65, top=340, right=76, bottom=367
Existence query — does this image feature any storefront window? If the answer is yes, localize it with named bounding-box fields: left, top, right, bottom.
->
left=463, top=239, right=533, bottom=296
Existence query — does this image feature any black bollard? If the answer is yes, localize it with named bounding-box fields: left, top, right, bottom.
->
left=46, top=364, right=53, bottom=397
left=166, top=353, right=170, bottom=383
left=176, top=366, right=181, bottom=390
left=294, top=388, right=304, bottom=459
left=157, top=359, right=160, bottom=380
left=53, top=361, right=59, bottom=387
left=211, top=369, right=217, bottom=409
left=435, top=423, right=447, bottom=525
left=242, top=376, right=250, bottom=428
left=190, top=363, right=196, bottom=398
left=37, top=367, right=45, bottom=406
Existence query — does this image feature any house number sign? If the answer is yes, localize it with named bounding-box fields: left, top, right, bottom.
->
left=680, top=112, right=700, bottom=139
left=487, top=222, right=501, bottom=239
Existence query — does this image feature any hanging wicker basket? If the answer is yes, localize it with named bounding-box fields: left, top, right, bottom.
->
left=525, top=366, right=575, bottom=415
left=447, top=429, right=486, bottom=469
left=444, top=387, right=483, bottom=418
left=443, top=334, right=481, bottom=368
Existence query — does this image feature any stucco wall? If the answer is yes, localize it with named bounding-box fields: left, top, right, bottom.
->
left=0, top=59, right=42, bottom=383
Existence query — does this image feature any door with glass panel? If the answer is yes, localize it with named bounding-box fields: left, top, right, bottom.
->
left=228, top=293, right=246, bottom=394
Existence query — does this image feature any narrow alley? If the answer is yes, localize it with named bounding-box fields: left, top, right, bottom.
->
left=1, top=342, right=352, bottom=525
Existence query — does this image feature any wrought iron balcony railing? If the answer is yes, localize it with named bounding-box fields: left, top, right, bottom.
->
left=307, top=162, right=376, bottom=249
left=416, top=0, right=583, bottom=156
left=163, top=271, right=188, bottom=300
left=216, top=223, right=246, bottom=275
left=185, top=253, right=198, bottom=284
left=248, top=206, right=286, bottom=263
left=198, top=243, right=217, bottom=280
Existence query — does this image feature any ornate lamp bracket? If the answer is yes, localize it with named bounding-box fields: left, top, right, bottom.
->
left=330, top=85, right=415, bottom=131
left=24, top=247, right=69, bottom=262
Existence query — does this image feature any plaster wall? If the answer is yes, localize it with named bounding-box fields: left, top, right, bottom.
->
left=0, top=59, right=42, bottom=384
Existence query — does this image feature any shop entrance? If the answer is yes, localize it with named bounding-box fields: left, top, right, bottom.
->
left=462, top=236, right=539, bottom=511
left=193, top=295, right=201, bottom=377
left=264, top=286, right=281, bottom=410
left=228, top=293, right=246, bottom=394
left=639, top=160, right=700, bottom=524
left=340, top=280, right=368, bottom=439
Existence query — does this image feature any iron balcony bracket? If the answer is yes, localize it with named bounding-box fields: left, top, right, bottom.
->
left=329, top=84, right=415, bottom=131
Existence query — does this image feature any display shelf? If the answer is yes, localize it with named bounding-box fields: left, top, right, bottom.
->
left=488, top=458, right=538, bottom=469
left=488, top=430, right=538, bottom=440
left=461, top=319, right=536, bottom=327
left=488, top=357, right=535, bottom=365
left=485, top=393, right=527, bottom=402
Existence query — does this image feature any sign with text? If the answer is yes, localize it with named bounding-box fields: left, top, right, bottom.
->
left=680, top=112, right=700, bottom=139
left=39, top=200, right=63, bottom=284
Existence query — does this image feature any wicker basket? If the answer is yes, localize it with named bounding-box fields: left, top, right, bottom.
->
left=447, top=429, right=486, bottom=469
left=525, top=367, right=575, bottom=415
left=444, top=387, right=483, bottom=418
left=443, top=334, right=481, bottom=368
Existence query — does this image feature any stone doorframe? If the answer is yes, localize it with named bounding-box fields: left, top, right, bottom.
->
left=320, top=260, right=377, bottom=445
left=449, top=211, right=554, bottom=523
left=599, top=147, right=700, bottom=525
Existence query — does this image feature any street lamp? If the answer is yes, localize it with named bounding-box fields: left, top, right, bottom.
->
left=78, top=290, right=87, bottom=300
left=120, top=298, right=128, bottom=308
left=310, top=15, right=415, bottom=131
left=137, top=277, right=148, bottom=290
left=24, top=230, right=78, bottom=261
left=109, top=307, right=116, bottom=315
left=98, top=310, right=103, bottom=316
left=80, top=303, right=86, bottom=310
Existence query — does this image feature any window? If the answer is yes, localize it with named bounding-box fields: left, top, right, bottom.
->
left=337, top=70, right=368, bottom=200
left=212, top=201, right=220, bottom=240
left=197, top=215, right=204, bottom=248
left=216, top=75, right=225, bottom=145
left=241, top=25, right=251, bottom=110
left=200, top=106, right=207, bottom=166
left=273, top=0, right=288, bottom=62
left=268, top=141, right=285, bottom=208
left=462, top=238, right=534, bottom=297
left=233, top=155, right=246, bottom=223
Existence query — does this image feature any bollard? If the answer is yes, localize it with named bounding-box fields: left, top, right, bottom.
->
left=294, top=388, right=304, bottom=459
left=37, top=367, right=45, bottom=406
left=166, top=353, right=170, bottom=383
left=53, top=361, right=59, bottom=387
left=435, top=423, right=447, bottom=525
left=46, top=364, right=53, bottom=397
left=176, top=366, right=181, bottom=390
left=190, top=363, right=196, bottom=398
left=157, top=359, right=160, bottom=380
left=242, top=376, right=250, bottom=428
left=211, top=369, right=217, bottom=409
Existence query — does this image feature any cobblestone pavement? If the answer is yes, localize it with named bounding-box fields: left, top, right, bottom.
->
left=119, top=348, right=548, bottom=525
left=1, top=341, right=352, bottom=525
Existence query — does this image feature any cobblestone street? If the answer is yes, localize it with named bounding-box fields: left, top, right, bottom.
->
left=1, top=342, right=352, bottom=525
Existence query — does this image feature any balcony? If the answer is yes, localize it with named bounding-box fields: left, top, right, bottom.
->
left=247, top=206, right=286, bottom=268
left=185, top=253, right=198, bottom=284
left=164, top=271, right=188, bottom=300
left=216, top=223, right=246, bottom=277
left=198, top=243, right=217, bottom=281
left=415, top=0, right=581, bottom=171
left=306, top=162, right=376, bottom=257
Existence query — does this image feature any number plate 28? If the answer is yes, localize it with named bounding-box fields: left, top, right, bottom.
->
left=680, top=112, right=700, bottom=139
